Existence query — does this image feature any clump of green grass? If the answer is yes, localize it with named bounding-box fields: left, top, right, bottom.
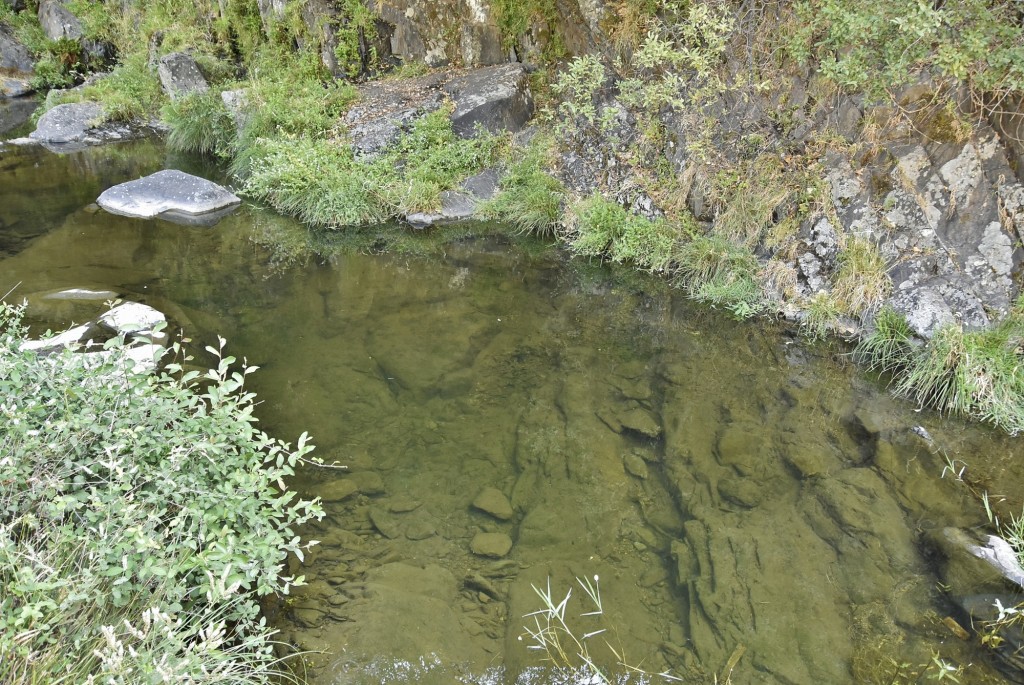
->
left=710, top=158, right=792, bottom=247
left=243, top=109, right=499, bottom=226
left=855, top=306, right=916, bottom=373
left=163, top=88, right=236, bottom=154
left=801, top=291, right=843, bottom=340
left=482, top=137, right=565, bottom=235
left=832, top=236, right=890, bottom=316
left=674, top=232, right=764, bottom=319
left=570, top=194, right=676, bottom=271
left=244, top=136, right=388, bottom=226
left=856, top=300, right=1024, bottom=434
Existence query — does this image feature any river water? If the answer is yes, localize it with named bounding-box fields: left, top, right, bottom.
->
left=2, top=139, right=1022, bottom=684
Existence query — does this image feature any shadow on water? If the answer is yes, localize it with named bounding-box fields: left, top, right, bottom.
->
left=2, top=139, right=1023, bottom=684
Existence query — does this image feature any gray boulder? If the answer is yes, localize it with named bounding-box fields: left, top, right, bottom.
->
left=0, top=24, right=33, bottom=73
left=444, top=64, right=534, bottom=137
left=37, top=0, right=109, bottom=65
left=37, top=0, right=83, bottom=41
left=97, top=169, right=240, bottom=226
left=30, top=102, right=103, bottom=144
left=220, top=88, right=249, bottom=135
left=157, top=52, right=209, bottom=100
left=1, top=24, right=34, bottom=98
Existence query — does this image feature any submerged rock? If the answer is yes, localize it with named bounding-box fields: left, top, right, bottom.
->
left=98, top=302, right=166, bottom=338
left=19, top=323, right=96, bottom=354
left=472, top=486, right=514, bottom=520
left=97, top=170, right=241, bottom=226
left=470, top=531, right=513, bottom=558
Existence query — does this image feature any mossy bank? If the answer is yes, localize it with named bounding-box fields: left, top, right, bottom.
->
left=2, top=0, right=1023, bottom=433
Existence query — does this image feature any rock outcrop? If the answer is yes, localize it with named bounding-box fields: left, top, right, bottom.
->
left=97, top=169, right=241, bottom=226
left=0, top=24, right=34, bottom=98
left=342, top=64, right=533, bottom=160
left=37, top=0, right=111, bottom=67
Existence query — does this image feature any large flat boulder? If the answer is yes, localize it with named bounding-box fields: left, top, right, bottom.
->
left=157, top=52, right=209, bottom=100
left=97, top=169, right=240, bottom=226
left=443, top=64, right=533, bottom=137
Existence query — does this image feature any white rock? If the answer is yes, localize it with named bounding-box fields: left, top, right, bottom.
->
left=98, top=302, right=166, bottom=337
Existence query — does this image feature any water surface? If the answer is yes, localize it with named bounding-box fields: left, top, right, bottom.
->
left=1, top=139, right=1021, bottom=685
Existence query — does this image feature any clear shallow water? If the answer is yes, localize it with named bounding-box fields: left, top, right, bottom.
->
left=2, top=139, right=1023, bottom=684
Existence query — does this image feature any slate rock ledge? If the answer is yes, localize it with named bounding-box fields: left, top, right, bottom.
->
left=97, top=170, right=241, bottom=226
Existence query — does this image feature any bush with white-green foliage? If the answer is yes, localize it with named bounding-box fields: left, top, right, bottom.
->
left=0, top=303, right=322, bottom=684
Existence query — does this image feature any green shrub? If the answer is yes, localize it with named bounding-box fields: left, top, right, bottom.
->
left=787, top=0, right=1024, bottom=103
left=0, top=303, right=321, bottom=683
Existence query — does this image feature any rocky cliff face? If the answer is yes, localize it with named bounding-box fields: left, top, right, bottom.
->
left=253, top=0, right=607, bottom=71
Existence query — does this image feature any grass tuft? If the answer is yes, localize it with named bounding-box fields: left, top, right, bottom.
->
left=482, top=138, right=565, bottom=236
left=674, top=232, right=764, bottom=319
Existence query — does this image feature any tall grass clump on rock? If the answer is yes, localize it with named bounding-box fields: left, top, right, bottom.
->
left=0, top=303, right=322, bottom=683
left=857, top=300, right=1024, bottom=435
left=243, top=109, right=500, bottom=227
left=483, top=137, right=565, bottom=236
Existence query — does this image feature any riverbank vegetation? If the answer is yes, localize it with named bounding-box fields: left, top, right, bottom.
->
left=0, top=304, right=322, bottom=683
left=2, top=0, right=1022, bottom=435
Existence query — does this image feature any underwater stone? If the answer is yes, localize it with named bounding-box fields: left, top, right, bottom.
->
left=97, top=170, right=240, bottom=225
left=353, top=471, right=385, bottom=496
left=319, top=478, right=358, bottom=503
left=369, top=507, right=402, bottom=539
left=404, top=520, right=437, bottom=540
left=470, top=532, right=512, bottom=558
left=471, top=487, right=514, bottom=521
left=623, top=453, right=649, bottom=479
